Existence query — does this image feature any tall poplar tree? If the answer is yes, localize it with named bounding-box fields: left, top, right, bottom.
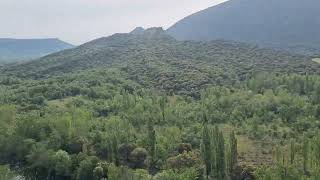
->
left=147, top=119, right=156, bottom=172
left=228, top=131, right=238, bottom=176
left=216, top=130, right=226, bottom=180
left=302, top=137, right=309, bottom=174
left=202, top=123, right=212, bottom=178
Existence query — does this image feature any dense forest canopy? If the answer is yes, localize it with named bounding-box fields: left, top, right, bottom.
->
left=2, top=28, right=319, bottom=97
left=1, top=29, right=320, bottom=179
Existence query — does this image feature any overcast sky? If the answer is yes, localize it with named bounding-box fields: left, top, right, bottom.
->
left=0, top=0, right=228, bottom=45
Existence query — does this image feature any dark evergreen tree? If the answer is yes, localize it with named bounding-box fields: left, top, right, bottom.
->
left=228, top=131, right=238, bottom=176
left=201, top=113, right=213, bottom=179
left=147, top=120, right=156, bottom=172
left=302, top=137, right=309, bottom=174
left=289, top=139, right=296, bottom=165
left=216, top=130, right=226, bottom=180
left=159, top=96, right=166, bottom=123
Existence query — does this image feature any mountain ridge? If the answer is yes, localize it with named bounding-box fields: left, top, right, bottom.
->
left=167, top=0, right=320, bottom=55
left=0, top=38, right=74, bottom=63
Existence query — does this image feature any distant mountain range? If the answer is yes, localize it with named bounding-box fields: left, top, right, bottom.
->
left=167, top=0, right=320, bottom=55
left=0, top=38, right=74, bottom=63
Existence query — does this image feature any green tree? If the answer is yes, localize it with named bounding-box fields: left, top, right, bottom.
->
left=53, top=150, right=72, bottom=178
left=215, top=130, right=226, bottom=180
left=159, top=96, right=166, bottom=123
left=289, top=139, right=296, bottom=165
left=228, top=130, right=238, bottom=176
left=76, top=156, right=99, bottom=180
left=129, top=148, right=148, bottom=169
left=302, top=137, right=309, bottom=174
left=147, top=121, right=156, bottom=172
left=201, top=123, right=212, bottom=178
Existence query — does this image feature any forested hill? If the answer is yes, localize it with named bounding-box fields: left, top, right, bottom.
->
left=0, top=38, right=74, bottom=63
left=2, top=28, right=320, bottom=179
left=1, top=28, right=174, bottom=77
left=1, top=27, right=319, bottom=97
left=167, top=0, right=320, bottom=55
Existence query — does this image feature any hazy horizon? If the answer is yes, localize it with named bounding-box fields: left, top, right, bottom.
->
left=0, top=0, right=228, bottom=45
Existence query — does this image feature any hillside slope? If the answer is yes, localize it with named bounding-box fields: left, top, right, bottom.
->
left=2, top=28, right=319, bottom=97
left=167, top=0, right=320, bottom=55
left=0, top=38, right=74, bottom=63
left=2, top=28, right=320, bottom=179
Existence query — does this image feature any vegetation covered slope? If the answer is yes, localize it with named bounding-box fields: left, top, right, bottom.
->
left=0, top=38, right=74, bottom=63
left=2, top=28, right=319, bottom=97
left=2, top=67, right=320, bottom=179
left=167, top=0, right=320, bottom=55
left=1, top=28, right=320, bottom=179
